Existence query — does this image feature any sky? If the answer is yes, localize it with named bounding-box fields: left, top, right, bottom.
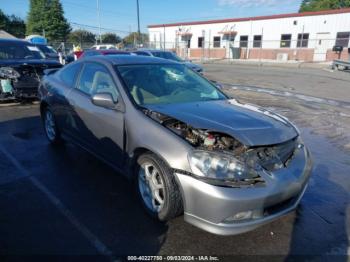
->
left=0, top=0, right=302, bottom=37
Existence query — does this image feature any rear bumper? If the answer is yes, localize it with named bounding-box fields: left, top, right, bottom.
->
left=175, top=146, right=313, bottom=235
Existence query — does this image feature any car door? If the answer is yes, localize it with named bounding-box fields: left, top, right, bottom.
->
left=52, top=62, right=82, bottom=132
left=66, top=62, right=125, bottom=168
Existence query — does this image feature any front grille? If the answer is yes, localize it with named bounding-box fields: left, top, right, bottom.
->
left=13, top=64, right=59, bottom=89
left=252, top=138, right=298, bottom=171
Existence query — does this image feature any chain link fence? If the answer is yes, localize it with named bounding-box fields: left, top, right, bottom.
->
left=46, top=37, right=350, bottom=64
left=48, top=40, right=154, bottom=55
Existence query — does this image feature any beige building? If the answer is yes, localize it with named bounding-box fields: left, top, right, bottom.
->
left=148, top=8, right=350, bottom=62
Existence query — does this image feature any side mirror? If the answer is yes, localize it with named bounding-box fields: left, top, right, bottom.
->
left=91, top=93, right=117, bottom=109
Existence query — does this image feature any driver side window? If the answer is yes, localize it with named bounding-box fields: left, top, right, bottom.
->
left=77, top=63, right=119, bottom=102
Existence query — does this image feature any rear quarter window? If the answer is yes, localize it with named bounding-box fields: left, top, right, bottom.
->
left=58, top=63, right=81, bottom=87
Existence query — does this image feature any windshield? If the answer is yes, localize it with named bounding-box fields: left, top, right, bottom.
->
left=37, top=45, right=57, bottom=54
left=0, top=43, right=45, bottom=60
left=151, top=51, right=183, bottom=62
left=117, top=64, right=227, bottom=106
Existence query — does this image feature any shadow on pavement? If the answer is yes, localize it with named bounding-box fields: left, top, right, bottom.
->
left=0, top=115, right=169, bottom=256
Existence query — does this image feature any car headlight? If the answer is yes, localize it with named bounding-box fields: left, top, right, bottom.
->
left=188, top=150, right=264, bottom=187
left=0, top=67, right=20, bottom=80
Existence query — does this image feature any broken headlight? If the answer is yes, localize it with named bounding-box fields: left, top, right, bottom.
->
left=0, top=67, right=20, bottom=80
left=188, top=150, right=264, bottom=187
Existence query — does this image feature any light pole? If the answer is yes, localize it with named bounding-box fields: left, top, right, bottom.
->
left=136, top=0, right=141, bottom=46
left=97, top=0, right=102, bottom=44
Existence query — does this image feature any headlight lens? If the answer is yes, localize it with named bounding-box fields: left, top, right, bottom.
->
left=188, top=150, right=263, bottom=185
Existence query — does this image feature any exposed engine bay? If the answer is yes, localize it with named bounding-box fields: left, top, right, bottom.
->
left=144, top=109, right=298, bottom=173
left=0, top=65, right=59, bottom=101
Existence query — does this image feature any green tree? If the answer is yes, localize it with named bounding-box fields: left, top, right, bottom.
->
left=0, top=9, right=26, bottom=38
left=0, top=10, right=8, bottom=29
left=101, top=33, right=122, bottom=44
left=123, top=32, right=149, bottom=46
left=44, top=0, right=71, bottom=41
left=27, top=0, right=71, bottom=41
left=27, top=0, right=48, bottom=36
left=68, top=29, right=96, bottom=46
left=7, top=15, right=26, bottom=38
left=300, top=0, right=350, bottom=12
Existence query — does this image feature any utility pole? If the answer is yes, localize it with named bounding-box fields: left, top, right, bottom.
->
left=163, top=25, right=166, bottom=50
left=136, top=0, right=141, bottom=46
left=97, top=0, right=102, bottom=44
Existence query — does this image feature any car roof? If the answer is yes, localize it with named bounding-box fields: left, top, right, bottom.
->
left=34, top=43, right=49, bottom=46
left=85, top=49, right=129, bottom=54
left=137, top=49, right=171, bottom=53
left=84, top=55, right=178, bottom=65
left=0, top=38, right=34, bottom=45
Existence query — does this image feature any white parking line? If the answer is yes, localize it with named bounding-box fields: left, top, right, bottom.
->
left=0, top=144, right=116, bottom=260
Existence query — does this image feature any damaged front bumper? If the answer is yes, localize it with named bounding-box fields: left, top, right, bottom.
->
left=0, top=64, right=60, bottom=101
left=175, top=146, right=313, bottom=235
left=0, top=80, right=38, bottom=101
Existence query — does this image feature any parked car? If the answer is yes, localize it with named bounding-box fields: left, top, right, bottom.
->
left=79, top=49, right=132, bottom=59
left=0, top=39, right=62, bottom=101
left=133, top=49, right=203, bottom=73
left=39, top=55, right=312, bottom=235
left=91, top=44, right=117, bottom=50
left=34, top=44, right=59, bottom=61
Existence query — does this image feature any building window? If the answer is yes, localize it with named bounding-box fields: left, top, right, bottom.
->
left=280, top=34, right=292, bottom=48
left=240, top=35, right=248, bottom=48
left=213, top=36, right=221, bottom=48
left=297, top=33, right=309, bottom=48
left=187, top=39, right=191, bottom=48
left=335, top=32, right=350, bottom=47
left=253, top=35, right=262, bottom=48
left=198, top=37, right=204, bottom=48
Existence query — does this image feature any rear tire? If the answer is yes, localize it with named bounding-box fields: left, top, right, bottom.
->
left=43, top=107, right=62, bottom=145
left=135, top=152, right=183, bottom=221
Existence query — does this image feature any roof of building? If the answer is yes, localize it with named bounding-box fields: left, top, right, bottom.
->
left=0, top=30, right=17, bottom=39
left=148, top=8, right=350, bottom=28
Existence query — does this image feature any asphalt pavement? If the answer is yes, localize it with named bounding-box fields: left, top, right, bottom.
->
left=0, top=65, right=349, bottom=261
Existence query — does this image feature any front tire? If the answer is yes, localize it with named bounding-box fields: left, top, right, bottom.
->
left=43, top=108, right=62, bottom=145
left=136, top=153, right=183, bottom=221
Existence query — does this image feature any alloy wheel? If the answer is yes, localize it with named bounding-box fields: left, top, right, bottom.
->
left=138, top=162, right=166, bottom=213
left=45, top=110, right=56, bottom=141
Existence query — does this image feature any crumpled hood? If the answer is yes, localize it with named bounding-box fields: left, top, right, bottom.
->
left=145, top=99, right=298, bottom=146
